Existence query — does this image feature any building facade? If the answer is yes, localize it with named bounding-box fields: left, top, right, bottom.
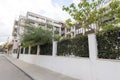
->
left=12, top=12, right=65, bottom=53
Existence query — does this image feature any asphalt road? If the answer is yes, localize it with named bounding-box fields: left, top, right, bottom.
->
left=0, top=56, right=33, bottom=80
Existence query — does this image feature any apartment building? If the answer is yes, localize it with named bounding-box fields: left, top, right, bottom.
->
left=65, top=0, right=118, bottom=38
left=65, top=24, right=95, bottom=38
left=26, top=12, right=65, bottom=36
left=12, top=12, right=65, bottom=53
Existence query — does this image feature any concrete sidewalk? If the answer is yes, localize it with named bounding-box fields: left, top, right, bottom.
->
left=4, top=55, right=79, bottom=80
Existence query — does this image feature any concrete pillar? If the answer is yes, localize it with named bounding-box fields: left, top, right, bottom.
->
left=53, top=27, right=55, bottom=38
left=28, top=46, right=31, bottom=54
left=52, top=41, right=57, bottom=56
left=37, top=45, right=40, bottom=55
left=83, top=28, right=85, bottom=35
left=74, top=26, right=76, bottom=37
left=45, top=18, right=47, bottom=30
left=88, top=33, right=98, bottom=80
left=65, top=28, right=67, bottom=37
left=23, top=48, right=25, bottom=54
left=88, top=33, right=98, bottom=61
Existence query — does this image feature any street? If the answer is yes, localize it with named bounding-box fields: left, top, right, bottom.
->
left=0, top=56, right=33, bottom=80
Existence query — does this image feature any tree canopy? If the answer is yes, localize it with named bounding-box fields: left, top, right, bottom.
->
left=0, top=43, right=8, bottom=52
left=0, top=45, right=3, bottom=51
left=21, top=24, right=52, bottom=47
left=63, top=0, right=120, bottom=32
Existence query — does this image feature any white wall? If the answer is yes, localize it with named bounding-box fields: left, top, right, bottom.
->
left=11, top=54, right=120, bottom=80
left=11, top=33, right=120, bottom=80
left=96, top=60, right=120, bottom=80
left=19, top=54, right=91, bottom=80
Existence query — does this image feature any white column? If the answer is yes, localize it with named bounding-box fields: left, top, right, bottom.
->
left=28, top=46, right=31, bottom=54
left=23, top=48, right=25, bottom=54
left=83, top=28, right=85, bottom=35
left=88, top=33, right=98, bottom=61
left=52, top=41, right=57, bottom=56
left=71, top=27, right=73, bottom=38
left=65, top=28, right=67, bottom=37
left=53, top=27, right=55, bottom=39
left=88, top=33, right=97, bottom=80
left=37, top=45, right=40, bottom=55
left=74, top=26, right=76, bottom=37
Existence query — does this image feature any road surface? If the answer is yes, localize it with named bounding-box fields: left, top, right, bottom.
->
left=0, top=56, right=33, bottom=80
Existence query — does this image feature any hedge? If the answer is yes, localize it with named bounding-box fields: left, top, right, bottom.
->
left=57, top=35, right=89, bottom=57
left=97, top=28, right=120, bottom=59
left=21, top=48, right=23, bottom=54
left=25, top=47, right=28, bottom=54
left=31, top=45, right=37, bottom=54
left=40, top=43, right=52, bottom=55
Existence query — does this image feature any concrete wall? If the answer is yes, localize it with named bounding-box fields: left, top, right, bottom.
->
left=19, top=54, right=91, bottom=80
left=95, top=60, right=120, bottom=80
left=11, top=54, right=120, bottom=80
left=11, top=33, right=120, bottom=80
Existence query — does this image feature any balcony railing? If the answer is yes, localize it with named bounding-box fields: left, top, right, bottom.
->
left=28, top=16, right=46, bottom=23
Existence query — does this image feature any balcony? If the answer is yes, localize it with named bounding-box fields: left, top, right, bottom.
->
left=12, top=32, right=17, bottom=36
left=49, top=21, right=62, bottom=27
left=19, top=22, right=26, bottom=26
left=27, top=16, right=46, bottom=23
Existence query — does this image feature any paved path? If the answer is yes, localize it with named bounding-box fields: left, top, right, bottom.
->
left=5, top=55, right=79, bottom=80
left=0, top=56, right=32, bottom=80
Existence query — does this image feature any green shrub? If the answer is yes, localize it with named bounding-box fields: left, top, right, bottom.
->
left=25, top=47, right=28, bottom=54
left=97, top=28, right=120, bottom=59
left=31, top=46, right=37, bottom=54
left=40, top=43, right=52, bottom=55
left=57, top=35, right=89, bottom=57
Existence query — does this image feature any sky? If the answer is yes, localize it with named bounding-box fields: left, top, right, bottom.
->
left=0, top=0, right=81, bottom=45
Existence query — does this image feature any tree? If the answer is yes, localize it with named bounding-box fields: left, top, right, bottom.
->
left=20, top=24, right=52, bottom=47
left=0, top=43, right=8, bottom=52
left=0, top=45, right=3, bottom=51
left=63, top=0, right=120, bottom=32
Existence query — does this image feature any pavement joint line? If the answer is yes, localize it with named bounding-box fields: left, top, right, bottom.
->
left=3, top=56, right=35, bottom=80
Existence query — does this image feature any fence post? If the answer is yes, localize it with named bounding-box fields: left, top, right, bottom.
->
left=88, top=33, right=98, bottom=61
left=88, top=33, right=98, bottom=80
left=28, top=46, right=31, bottom=54
left=23, top=48, right=25, bottom=54
left=37, top=45, right=40, bottom=55
left=52, top=41, right=57, bottom=56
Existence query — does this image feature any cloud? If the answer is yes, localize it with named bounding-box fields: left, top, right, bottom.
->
left=0, top=0, right=71, bottom=43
